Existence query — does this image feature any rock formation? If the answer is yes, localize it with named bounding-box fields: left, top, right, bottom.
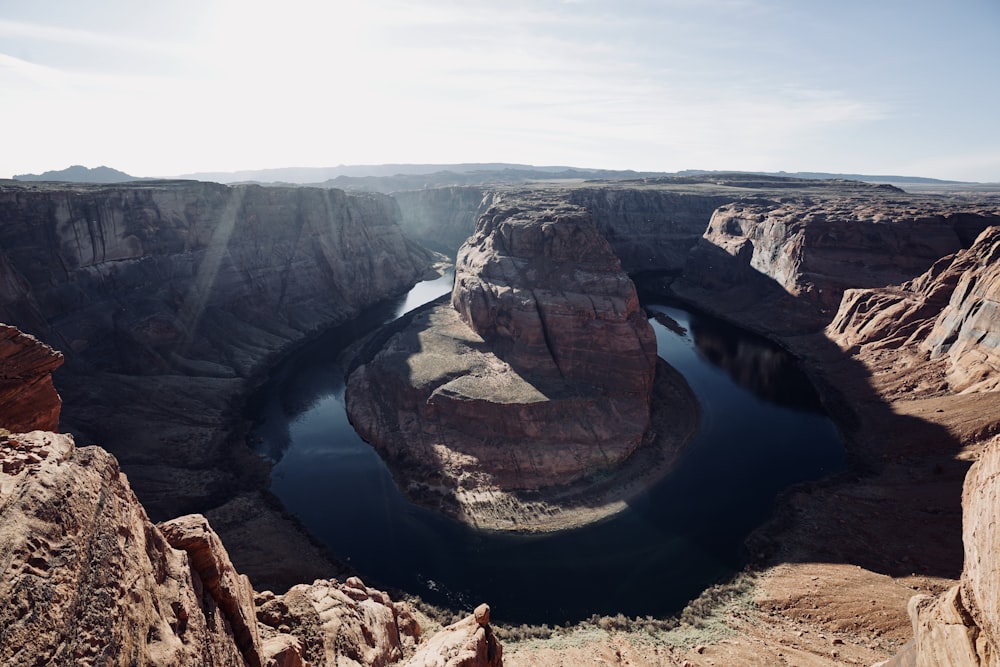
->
left=0, top=324, right=62, bottom=433
left=883, top=436, right=1000, bottom=667
left=0, top=181, right=434, bottom=526
left=346, top=192, right=664, bottom=528
left=0, top=322, right=499, bottom=667
left=566, top=186, right=734, bottom=274
left=405, top=603, right=502, bottom=667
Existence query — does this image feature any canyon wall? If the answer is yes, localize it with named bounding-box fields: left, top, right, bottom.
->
left=394, top=186, right=488, bottom=255
left=0, top=181, right=434, bottom=520
left=676, top=195, right=999, bottom=334
left=566, top=187, right=734, bottom=274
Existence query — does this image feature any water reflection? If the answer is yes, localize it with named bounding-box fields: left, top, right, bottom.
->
left=688, top=313, right=826, bottom=414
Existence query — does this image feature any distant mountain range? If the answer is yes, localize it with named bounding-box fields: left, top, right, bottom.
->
left=11, top=163, right=985, bottom=188
left=12, top=165, right=139, bottom=183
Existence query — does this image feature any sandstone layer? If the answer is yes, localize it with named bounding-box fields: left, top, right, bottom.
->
left=0, top=324, right=62, bottom=433
left=676, top=193, right=999, bottom=334
left=0, top=180, right=434, bottom=526
left=346, top=192, right=680, bottom=529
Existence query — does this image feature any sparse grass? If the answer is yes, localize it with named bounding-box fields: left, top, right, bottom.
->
left=496, top=571, right=759, bottom=651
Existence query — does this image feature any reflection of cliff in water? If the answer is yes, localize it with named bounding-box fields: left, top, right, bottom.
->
left=687, top=313, right=825, bottom=413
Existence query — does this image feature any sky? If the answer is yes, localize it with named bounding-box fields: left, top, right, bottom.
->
left=1, top=0, right=998, bottom=181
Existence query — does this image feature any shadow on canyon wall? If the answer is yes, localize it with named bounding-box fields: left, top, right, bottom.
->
left=648, top=238, right=971, bottom=582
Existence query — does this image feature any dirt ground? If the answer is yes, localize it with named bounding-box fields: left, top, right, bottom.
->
left=500, top=336, right=1000, bottom=666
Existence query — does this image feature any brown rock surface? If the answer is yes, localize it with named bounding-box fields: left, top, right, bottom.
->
left=346, top=192, right=674, bottom=528
left=404, top=604, right=502, bottom=667
left=0, top=324, right=62, bottom=433
left=255, top=576, right=422, bottom=667
left=0, top=432, right=254, bottom=666
left=677, top=195, right=998, bottom=334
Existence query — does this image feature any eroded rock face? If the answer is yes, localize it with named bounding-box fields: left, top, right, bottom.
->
left=0, top=432, right=256, bottom=666
left=346, top=194, right=658, bottom=525
left=0, top=181, right=434, bottom=520
left=827, top=225, right=1000, bottom=394
left=678, top=196, right=999, bottom=334
left=404, top=603, right=502, bottom=667
left=255, top=576, right=422, bottom=667
left=0, top=325, right=62, bottom=433
left=394, top=187, right=489, bottom=255
left=451, top=195, right=657, bottom=395
left=895, top=436, right=1000, bottom=667
left=923, top=227, right=1000, bottom=392
left=566, top=187, right=734, bottom=274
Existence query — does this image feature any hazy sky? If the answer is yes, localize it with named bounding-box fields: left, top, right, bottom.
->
left=1, top=0, right=998, bottom=181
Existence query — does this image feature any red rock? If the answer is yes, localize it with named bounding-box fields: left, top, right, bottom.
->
left=0, top=324, right=62, bottom=433
left=404, top=605, right=502, bottom=667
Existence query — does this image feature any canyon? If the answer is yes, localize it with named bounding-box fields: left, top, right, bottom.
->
left=1, top=174, right=1000, bottom=665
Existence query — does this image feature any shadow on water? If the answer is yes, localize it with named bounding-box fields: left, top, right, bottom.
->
left=248, top=274, right=849, bottom=624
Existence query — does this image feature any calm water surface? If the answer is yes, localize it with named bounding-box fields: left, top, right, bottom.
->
left=250, top=273, right=844, bottom=624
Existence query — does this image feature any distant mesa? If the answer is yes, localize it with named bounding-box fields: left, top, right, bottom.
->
left=12, top=165, right=138, bottom=183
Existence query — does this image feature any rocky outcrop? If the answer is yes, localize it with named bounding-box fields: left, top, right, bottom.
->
left=255, top=576, right=422, bottom=667
left=889, top=436, right=1000, bottom=667
left=346, top=192, right=663, bottom=528
left=923, top=227, right=1000, bottom=392
left=0, top=324, right=62, bottom=433
left=0, top=427, right=481, bottom=667
left=826, top=225, right=1000, bottom=394
left=405, top=603, right=501, bottom=667
left=677, top=196, right=999, bottom=334
left=451, top=194, right=657, bottom=396
left=0, top=181, right=434, bottom=520
left=0, top=432, right=258, bottom=666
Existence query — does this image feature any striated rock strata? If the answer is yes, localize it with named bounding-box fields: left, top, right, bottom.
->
left=827, top=225, right=1000, bottom=397
left=0, top=324, right=62, bottom=433
left=0, top=181, right=434, bottom=528
left=0, top=429, right=496, bottom=666
left=346, top=192, right=675, bottom=529
left=677, top=195, right=999, bottom=334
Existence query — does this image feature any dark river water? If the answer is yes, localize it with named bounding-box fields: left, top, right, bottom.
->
left=249, top=272, right=845, bottom=624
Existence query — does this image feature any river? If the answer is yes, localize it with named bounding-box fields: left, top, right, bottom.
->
left=249, top=272, right=844, bottom=624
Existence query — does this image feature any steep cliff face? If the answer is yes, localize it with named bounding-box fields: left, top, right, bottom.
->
left=346, top=192, right=666, bottom=529
left=0, top=325, right=62, bottom=433
left=394, top=187, right=488, bottom=255
left=0, top=181, right=434, bottom=519
left=566, top=187, right=734, bottom=274
left=923, top=227, right=1000, bottom=393
left=826, top=225, right=1000, bottom=396
left=893, top=436, right=1000, bottom=667
left=677, top=196, right=999, bottom=334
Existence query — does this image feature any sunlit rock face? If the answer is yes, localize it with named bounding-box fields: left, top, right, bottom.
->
left=346, top=193, right=658, bottom=523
